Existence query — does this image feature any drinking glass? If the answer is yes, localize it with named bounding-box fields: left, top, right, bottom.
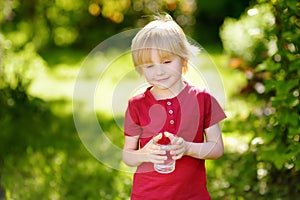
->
left=154, top=144, right=175, bottom=174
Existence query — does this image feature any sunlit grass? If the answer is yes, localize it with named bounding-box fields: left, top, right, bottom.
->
left=29, top=66, right=79, bottom=101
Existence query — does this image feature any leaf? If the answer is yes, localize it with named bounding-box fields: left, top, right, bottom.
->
left=289, top=59, right=300, bottom=72
left=276, top=79, right=298, bottom=96
left=257, top=59, right=281, bottom=72
left=266, top=62, right=281, bottom=72
left=286, top=0, right=298, bottom=12
left=288, top=126, right=300, bottom=137
left=264, top=79, right=276, bottom=93
left=286, top=111, right=299, bottom=127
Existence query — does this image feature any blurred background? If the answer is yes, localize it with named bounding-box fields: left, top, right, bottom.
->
left=0, top=0, right=299, bottom=199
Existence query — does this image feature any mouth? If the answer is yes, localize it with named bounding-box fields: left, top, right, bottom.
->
left=156, top=77, right=170, bottom=82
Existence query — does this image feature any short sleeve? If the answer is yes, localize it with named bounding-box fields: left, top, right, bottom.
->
left=204, top=93, right=226, bottom=129
left=124, top=100, right=142, bottom=137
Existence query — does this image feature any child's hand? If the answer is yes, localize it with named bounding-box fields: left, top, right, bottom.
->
left=167, top=132, right=188, bottom=160
left=140, top=133, right=167, bottom=164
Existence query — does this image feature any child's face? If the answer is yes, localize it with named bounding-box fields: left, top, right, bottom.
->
left=140, top=50, right=184, bottom=90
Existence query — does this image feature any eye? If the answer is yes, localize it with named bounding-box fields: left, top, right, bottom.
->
left=145, top=64, right=154, bottom=68
left=163, top=60, right=172, bottom=64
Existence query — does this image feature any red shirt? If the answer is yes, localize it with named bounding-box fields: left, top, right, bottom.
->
left=124, top=82, right=226, bottom=200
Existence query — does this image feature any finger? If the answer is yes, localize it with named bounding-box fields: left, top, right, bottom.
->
left=171, top=148, right=185, bottom=160
left=148, top=144, right=163, bottom=153
left=176, top=137, right=184, bottom=145
left=148, top=143, right=166, bottom=154
left=164, top=131, right=172, bottom=138
left=152, top=148, right=166, bottom=155
left=149, top=154, right=167, bottom=164
left=170, top=148, right=183, bottom=156
left=170, top=137, right=182, bottom=147
left=149, top=143, right=161, bottom=151
left=152, top=133, right=163, bottom=143
left=172, top=154, right=183, bottom=160
left=166, top=132, right=177, bottom=143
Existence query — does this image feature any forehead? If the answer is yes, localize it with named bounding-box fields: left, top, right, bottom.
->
left=146, top=49, right=173, bottom=60
left=133, top=48, right=175, bottom=65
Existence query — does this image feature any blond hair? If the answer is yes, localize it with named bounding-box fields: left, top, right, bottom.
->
left=131, top=14, right=199, bottom=74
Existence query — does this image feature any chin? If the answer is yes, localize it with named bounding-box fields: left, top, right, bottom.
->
left=155, top=84, right=170, bottom=89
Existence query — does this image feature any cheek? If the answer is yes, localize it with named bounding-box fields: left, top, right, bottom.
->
left=141, top=69, right=154, bottom=79
left=169, top=64, right=183, bottom=76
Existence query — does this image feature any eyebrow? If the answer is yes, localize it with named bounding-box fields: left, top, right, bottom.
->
left=161, top=54, right=176, bottom=61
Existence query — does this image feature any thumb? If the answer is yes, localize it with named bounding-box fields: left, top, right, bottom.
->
left=152, top=133, right=163, bottom=143
left=164, top=131, right=176, bottom=143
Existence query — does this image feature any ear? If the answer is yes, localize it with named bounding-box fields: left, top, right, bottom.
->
left=181, top=58, right=188, bottom=74
left=182, top=58, right=188, bottom=66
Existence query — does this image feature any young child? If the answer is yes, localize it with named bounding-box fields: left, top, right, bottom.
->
left=122, top=14, right=226, bottom=200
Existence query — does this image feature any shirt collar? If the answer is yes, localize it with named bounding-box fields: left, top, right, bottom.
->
left=144, top=81, right=190, bottom=102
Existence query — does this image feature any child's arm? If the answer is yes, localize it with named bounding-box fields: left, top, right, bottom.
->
left=122, top=134, right=167, bottom=167
left=170, top=123, right=224, bottom=160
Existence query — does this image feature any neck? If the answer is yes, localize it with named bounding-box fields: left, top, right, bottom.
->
left=151, top=80, right=186, bottom=100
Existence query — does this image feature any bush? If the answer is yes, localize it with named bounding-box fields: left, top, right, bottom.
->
left=220, top=3, right=274, bottom=66
left=219, top=0, right=300, bottom=198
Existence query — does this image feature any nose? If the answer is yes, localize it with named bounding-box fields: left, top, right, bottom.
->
left=155, top=64, right=164, bottom=75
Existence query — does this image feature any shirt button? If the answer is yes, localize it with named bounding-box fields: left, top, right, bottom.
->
left=168, top=110, right=173, bottom=114
left=170, top=120, right=174, bottom=124
left=167, top=101, right=171, bottom=106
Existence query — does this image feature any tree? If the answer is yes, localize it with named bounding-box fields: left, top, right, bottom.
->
left=220, top=0, right=300, bottom=198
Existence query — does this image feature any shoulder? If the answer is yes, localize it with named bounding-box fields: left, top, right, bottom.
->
left=128, top=93, right=147, bottom=104
left=127, top=87, right=152, bottom=107
left=183, top=84, right=216, bottom=107
left=185, top=83, right=211, bottom=98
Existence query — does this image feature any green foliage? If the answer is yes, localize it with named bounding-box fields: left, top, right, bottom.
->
left=1, top=0, right=276, bottom=199
left=0, top=35, right=131, bottom=199
left=1, top=0, right=251, bottom=50
left=0, top=99, right=132, bottom=199
left=1, top=0, right=200, bottom=50
left=220, top=3, right=274, bottom=66
left=220, top=0, right=300, bottom=198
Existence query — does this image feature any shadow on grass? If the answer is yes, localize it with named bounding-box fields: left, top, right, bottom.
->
left=0, top=89, right=131, bottom=199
